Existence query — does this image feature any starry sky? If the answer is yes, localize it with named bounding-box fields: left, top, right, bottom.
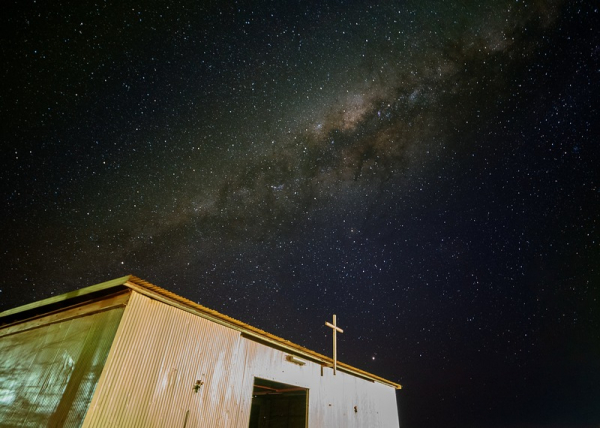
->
left=2, top=0, right=599, bottom=426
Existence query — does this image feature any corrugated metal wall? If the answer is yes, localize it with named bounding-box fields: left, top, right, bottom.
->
left=83, top=291, right=399, bottom=427
left=0, top=297, right=125, bottom=427
left=83, top=291, right=249, bottom=428
left=239, top=335, right=400, bottom=428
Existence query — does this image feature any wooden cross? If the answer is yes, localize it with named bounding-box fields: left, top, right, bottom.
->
left=325, top=314, right=344, bottom=375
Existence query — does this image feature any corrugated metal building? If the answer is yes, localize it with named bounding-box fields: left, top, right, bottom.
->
left=0, top=276, right=401, bottom=427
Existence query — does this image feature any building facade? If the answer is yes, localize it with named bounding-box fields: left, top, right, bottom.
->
left=0, top=276, right=401, bottom=427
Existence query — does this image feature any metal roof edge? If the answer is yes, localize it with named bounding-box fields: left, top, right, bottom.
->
left=0, top=275, right=132, bottom=319
left=124, top=276, right=402, bottom=389
left=1, top=275, right=402, bottom=390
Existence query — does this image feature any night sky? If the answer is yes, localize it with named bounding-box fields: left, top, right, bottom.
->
left=2, top=0, right=599, bottom=426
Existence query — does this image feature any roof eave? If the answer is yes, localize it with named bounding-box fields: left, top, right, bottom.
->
left=1, top=275, right=402, bottom=390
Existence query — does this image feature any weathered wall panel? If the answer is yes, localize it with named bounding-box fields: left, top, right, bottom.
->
left=0, top=302, right=124, bottom=427
left=83, top=291, right=248, bottom=428
left=81, top=290, right=399, bottom=428
left=239, top=336, right=400, bottom=428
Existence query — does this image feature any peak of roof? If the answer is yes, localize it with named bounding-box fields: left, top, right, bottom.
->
left=1, top=275, right=401, bottom=389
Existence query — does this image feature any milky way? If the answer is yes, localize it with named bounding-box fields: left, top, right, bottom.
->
left=2, top=0, right=599, bottom=426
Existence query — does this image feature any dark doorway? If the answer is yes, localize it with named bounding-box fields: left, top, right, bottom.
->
left=248, top=378, right=308, bottom=428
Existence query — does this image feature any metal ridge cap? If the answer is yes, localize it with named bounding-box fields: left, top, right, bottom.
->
left=123, top=276, right=402, bottom=390
left=1, top=274, right=402, bottom=389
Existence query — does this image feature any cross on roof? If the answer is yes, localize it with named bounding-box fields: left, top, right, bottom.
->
left=325, top=314, right=344, bottom=375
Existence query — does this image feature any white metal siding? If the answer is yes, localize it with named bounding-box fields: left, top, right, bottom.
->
left=83, top=291, right=399, bottom=427
left=83, top=291, right=248, bottom=428
left=240, top=336, right=400, bottom=428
